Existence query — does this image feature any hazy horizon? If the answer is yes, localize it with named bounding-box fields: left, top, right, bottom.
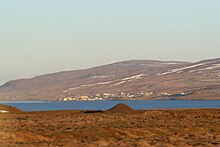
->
left=1, top=0, right=220, bottom=85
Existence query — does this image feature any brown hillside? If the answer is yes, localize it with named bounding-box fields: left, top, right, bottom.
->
left=1, top=58, right=220, bottom=101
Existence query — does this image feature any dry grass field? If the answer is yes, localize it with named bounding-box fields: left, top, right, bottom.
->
left=0, top=104, right=220, bottom=146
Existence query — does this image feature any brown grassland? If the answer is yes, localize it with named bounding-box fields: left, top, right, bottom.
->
left=0, top=104, right=220, bottom=147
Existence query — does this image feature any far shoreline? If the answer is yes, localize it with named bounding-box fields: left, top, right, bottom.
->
left=1, top=100, right=220, bottom=112
left=1, top=98, right=220, bottom=103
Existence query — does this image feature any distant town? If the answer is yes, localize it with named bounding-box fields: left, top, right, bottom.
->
left=58, top=91, right=189, bottom=101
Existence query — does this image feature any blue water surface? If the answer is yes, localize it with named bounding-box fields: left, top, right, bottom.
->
left=1, top=100, right=220, bottom=112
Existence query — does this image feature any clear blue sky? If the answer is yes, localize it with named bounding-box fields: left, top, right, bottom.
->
left=0, top=0, right=220, bottom=84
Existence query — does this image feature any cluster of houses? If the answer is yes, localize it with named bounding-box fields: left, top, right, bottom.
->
left=60, top=95, right=102, bottom=101
left=59, top=91, right=155, bottom=101
left=58, top=91, right=190, bottom=101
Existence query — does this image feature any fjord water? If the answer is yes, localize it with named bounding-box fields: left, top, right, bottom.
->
left=1, top=100, right=220, bottom=112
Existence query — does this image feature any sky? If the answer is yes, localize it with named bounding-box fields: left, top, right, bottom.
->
left=0, top=0, right=220, bottom=85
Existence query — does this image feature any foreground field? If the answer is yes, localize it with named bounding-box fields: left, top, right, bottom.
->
left=0, top=104, right=220, bottom=146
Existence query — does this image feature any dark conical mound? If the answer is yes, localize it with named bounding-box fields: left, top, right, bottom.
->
left=0, top=104, right=23, bottom=114
left=106, top=103, right=135, bottom=113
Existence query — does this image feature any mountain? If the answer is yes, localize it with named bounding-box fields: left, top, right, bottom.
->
left=0, top=58, right=220, bottom=101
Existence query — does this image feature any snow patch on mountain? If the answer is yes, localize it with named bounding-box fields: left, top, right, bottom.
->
left=162, top=62, right=183, bottom=65
left=65, top=81, right=112, bottom=91
left=158, top=60, right=220, bottom=75
left=122, top=74, right=145, bottom=81
left=114, top=74, right=145, bottom=85
left=91, top=75, right=111, bottom=79
left=199, top=63, right=220, bottom=70
left=114, top=81, right=127, bottom=85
